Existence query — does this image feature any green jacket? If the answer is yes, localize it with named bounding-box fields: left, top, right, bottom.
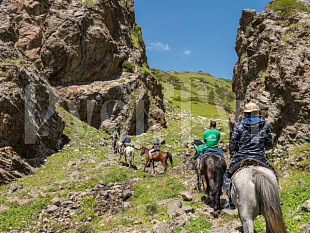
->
left=202, top=128, right=220, bottom=148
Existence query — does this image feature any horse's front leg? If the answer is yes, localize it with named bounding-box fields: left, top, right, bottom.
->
left=131, top=153, right=136, bottom=167
left=143, top=158, right=148, bottom=172
left=162, top=161, right=168, bottom=173
left=197, top=171, right=201, bottom=192
left=125, top=153, right=128, bottom=166
left=152, top=160, right=155, bottom=174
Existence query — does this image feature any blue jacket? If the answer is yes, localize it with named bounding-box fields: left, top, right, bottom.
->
left=230, top=117, right=272, bottom=157
left=123, top=135, right=131, bottom=144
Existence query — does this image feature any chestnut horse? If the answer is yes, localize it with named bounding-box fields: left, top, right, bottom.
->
left=140, top=148, right=173, bottom=173
left=198, top=152, right=227, bottom=211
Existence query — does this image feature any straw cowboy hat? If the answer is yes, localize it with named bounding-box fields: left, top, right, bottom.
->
left=244, top=102, right=259, bottom=112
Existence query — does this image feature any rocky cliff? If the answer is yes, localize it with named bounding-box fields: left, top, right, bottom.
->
left=231, top=1, right=310, bottom=157
left=0, top=41, right=65, bottom=163
left=0, top=0, right=165, bottom=134
left=0, top=0, right=166, bottom=174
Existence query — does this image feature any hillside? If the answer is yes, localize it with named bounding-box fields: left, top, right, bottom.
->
left=152, top=69, right=235, bottom=119
left=0, top=107, right=309, bottom=232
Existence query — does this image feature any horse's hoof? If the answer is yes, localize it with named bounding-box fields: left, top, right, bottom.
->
left=212, top=211, right=219, bottom=218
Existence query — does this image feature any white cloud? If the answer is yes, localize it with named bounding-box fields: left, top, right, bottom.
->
left=183, top=50, right=192, bottom=56
left=147, top=42, right=170, bottom=51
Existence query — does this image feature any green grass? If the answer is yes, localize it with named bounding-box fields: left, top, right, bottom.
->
left=131, top=25, right=143, bottom=49
left=254, top=172, right=310, bottom=232
left=121, top=60, right=135, bottom=72
left=0, top=197, right=52, bottom=231
left=131, top=175, right=185, bottom=206
left=268, top=0, right=310, bottom=19
left=172, top=214, right=212, bottom=233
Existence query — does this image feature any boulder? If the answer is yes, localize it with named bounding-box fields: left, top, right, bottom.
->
left=167, top=200, right=182, bottom=217
left=179, top=191, right=193, bottom=201
left=299, top=222, right=310, bottom=232
left=301, top=200, right=310, bottom=213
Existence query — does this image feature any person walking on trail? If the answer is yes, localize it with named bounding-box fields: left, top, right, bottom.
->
left=111, top=128, right=119, bottom=153
left=149, top=136, right=160, bottom=160
left=223, top=102, right=278, bottom=208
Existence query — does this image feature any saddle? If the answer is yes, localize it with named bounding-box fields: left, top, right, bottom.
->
left=151, top=149, right=160, bottom=154
left=201, top=152, right=224, bottom=163
left=125, top=143, right=134, bottom=147
left=228, top=158, right=272, bottom=196
left=228, top=158, right=270, bottom=177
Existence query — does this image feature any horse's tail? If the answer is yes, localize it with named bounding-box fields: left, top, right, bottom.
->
left=254, top=170, right=286, bottom=233
left=211, top=155, right=225, bottom=209
left=167, top=152, right=173, bottom=167
left=211, top=155, right=224, bottom=194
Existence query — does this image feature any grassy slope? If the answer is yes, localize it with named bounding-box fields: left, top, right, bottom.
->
left=0, top=78, right=309, bottom=232
left=155, top=70, right=235, bottom=119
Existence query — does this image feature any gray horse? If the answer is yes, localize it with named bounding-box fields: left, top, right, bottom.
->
left=231, top=166, right=286, bottom=233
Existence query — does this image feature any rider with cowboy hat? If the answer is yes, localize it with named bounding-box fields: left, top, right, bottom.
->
left=223, top=102, right=279, bottom=208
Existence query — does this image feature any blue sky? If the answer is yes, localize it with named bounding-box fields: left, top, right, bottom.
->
left=134, top=0, right=270, bottom=79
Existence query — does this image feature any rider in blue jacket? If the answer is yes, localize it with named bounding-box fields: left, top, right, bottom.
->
left=223, top=102, right=278, bottom=207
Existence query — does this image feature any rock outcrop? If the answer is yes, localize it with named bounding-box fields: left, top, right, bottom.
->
left=0, top=0, right=166, bottom=163
left=231, top=4, right=310, bottom=156
left=0, top=41, right=64, bottom=164
left=0, top=0, right=146, bottom=84
left=0, top=0, right=166, bottom=134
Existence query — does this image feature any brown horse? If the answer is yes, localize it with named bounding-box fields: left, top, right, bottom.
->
left=197, top=152, right=227, bottom=211
left=140, top=148, right=173, bottom=173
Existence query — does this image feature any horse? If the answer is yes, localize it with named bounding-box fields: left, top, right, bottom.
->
left=231, top=165, right=286, bottom=233
left=116, top=141, right=136, bottom=168
left=140, top=147, right=173, bottom=173
left=198, top=152, right=227, bottom=212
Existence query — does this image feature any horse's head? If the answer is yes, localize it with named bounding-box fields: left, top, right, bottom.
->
left=140, top=147, right=146, bottom=156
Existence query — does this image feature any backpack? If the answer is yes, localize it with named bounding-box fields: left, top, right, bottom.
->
left=114, top=132, right=118, bottom=138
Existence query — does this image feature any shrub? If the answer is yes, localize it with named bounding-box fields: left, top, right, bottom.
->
left=268, top=0, right=310, bottom=19
left=207, top=89, right=216, bottom=105
left=223, top=102, right=233, bottom=113
left=145, top=202, right=158, bottom=215
left=76, top=223, right=95, bottom=233
left=121, top=60, right=135, bottom=72
left=131, top=25, right=143, bottom=48
left=174, top=83, right=188, bottom=91
left=139, top=62, right=153, bottom=75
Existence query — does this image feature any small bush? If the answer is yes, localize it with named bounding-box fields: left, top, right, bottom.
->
left=174, top=83, right=188, bottom=91
left=131, top=25, right=143, bottom=48
left=223, top=102, right=233, bottom=113
left=268, top=0, right=310, bottom=19
left=121, top=60, right=135, bottom=72
left=207, top=90, right=216, bottom=105
left=76, top=223, right=95, bottom=233
left=145, top=202, right=158, bottom=215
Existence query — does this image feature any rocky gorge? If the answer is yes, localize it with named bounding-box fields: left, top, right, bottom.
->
left=0, top=0, right=166, bottom=183
left=0, top=0, right=309, bottom=232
